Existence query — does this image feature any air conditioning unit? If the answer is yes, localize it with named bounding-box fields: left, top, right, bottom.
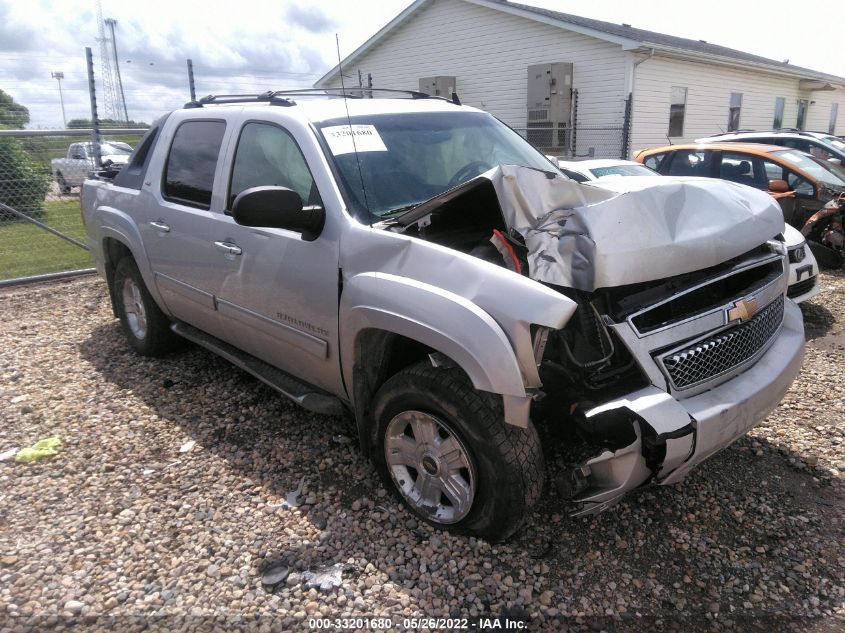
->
left=419, top=76, right=456, bottom=97
left=526, top=63, right=573, bottom=149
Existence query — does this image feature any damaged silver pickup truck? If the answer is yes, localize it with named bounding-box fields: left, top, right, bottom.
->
left=81, top=90, right=805, bottom=541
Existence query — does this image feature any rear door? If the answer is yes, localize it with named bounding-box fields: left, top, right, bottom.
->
left=139, top=117, right=234, bottom=341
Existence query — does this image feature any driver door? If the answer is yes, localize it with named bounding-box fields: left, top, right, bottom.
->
left=213, top=120, right=343, bottom=394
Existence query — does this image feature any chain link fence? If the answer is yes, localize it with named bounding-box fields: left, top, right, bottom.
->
left=0, top=129, right=146, bottom=285
left=513, top=125, right=628, bottom=161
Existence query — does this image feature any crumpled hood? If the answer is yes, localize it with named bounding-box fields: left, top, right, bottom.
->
left=487, top=166, right=784, bottom=291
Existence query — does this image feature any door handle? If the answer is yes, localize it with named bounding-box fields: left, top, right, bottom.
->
left=213, top=241, right=242, bottom=256
left=149, top=220, right=171, bottom=233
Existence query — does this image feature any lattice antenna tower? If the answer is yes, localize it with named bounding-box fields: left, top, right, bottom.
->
left=95, top=0, right=121, bottom=121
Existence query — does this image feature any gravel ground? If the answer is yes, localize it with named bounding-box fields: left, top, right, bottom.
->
left=1, top=271, right=844, bottom=632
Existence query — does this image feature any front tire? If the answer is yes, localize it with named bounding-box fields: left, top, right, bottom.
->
left=113, top=257, right=179, bottom=356
left=372, top=361, right=544, bottom=542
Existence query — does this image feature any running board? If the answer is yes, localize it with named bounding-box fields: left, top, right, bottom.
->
left=170, top=322, right=346, bottom=416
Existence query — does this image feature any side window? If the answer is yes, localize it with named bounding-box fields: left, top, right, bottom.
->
left=807, top=142, right=833, bottom=161
left=762, top=160, right=785, bottom=182
left=668, top=87, right=687, bottom=137
left=229, top=122, right=318, bottom=207
left=786, top=171, right=814, bottom=197
left=664, top=150, right=714, bottom=177
left=783, top=139, right=811, bottom=153
left=643, top=153, right=667, bottom=172
left=163, top=120, right=227, bottom=209
left=719, top=152, right=767, bottom=189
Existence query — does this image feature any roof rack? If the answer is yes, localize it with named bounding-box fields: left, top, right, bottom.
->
left=704, top=129, right=755, bottom=137
left=183, top=87, right=461, bottom=109
left=771, top=128, right=820, bottom=136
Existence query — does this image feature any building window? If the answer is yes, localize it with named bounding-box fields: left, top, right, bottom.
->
left=728, top=92, right=742, bottom=131
left=668, top=86, right=687, bottom=137
left=831, top=103, right=839, bottom=135
left=797, top=99, right=809, bottom=130
left=773, top=97, right=785, bottom=130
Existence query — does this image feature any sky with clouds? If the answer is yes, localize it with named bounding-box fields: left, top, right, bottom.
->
left=2, top=0, right=844, bottom=129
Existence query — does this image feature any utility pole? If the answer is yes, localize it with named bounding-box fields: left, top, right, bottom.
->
left=187, top=59, right=196, bottom=101
left=51, top=71, right=67, bottom=127
left=105, top=18, right=129, bottom=122
left=85, top=47, right=102, bottom=169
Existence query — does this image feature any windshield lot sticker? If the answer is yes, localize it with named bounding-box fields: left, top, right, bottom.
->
left=323, top=125, right=387, bottom=155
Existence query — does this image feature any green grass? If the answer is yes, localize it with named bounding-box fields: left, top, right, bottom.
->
left=0, top=197, right=93, bottom=280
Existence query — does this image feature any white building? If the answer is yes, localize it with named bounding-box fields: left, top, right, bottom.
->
left=315, top=0, right=845, bottom=158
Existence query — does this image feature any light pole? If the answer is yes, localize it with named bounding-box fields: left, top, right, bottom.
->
left=51, top=71, right=67, bottom=127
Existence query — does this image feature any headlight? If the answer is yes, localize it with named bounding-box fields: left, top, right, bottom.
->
left=788, top=244, right=806, bottom=263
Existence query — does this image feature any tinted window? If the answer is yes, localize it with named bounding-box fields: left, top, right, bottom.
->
left=642, top=153, right=667, bottom=171
left=164, top=120, right=226, bottom=208
left=719, top=152, right=767, bottom=189
left=664, top=150, right=715, bottom=177
left=230, top=122, right=318, bottom=207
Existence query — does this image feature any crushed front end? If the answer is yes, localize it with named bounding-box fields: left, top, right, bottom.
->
left=536, top=242, right=804, bottom=515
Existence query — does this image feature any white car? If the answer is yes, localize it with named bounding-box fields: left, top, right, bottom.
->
left=557, top=163, right=822, bottom=304
left=557, top=158, right=657, bottom=182
left=782, top=224, right=821, bottom=304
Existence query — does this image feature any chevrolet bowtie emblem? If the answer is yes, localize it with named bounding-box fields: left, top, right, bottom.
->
left=728, top=297, right=759, bottom=323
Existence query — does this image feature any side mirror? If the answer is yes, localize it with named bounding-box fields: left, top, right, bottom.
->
left=232, top=186, right=325, bottom=241
left=768, top=179, right=790, bottom=193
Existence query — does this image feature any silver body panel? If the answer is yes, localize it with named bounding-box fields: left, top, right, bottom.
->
left=81, top=98, right=804, bottom=514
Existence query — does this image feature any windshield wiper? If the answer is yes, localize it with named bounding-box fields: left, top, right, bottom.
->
left=380, top=203, right=421, bottom=218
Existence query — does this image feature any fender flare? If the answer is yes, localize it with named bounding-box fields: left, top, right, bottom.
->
left=340, top=272, right=531, bottom=427
left=99, top=218, right=169, bottom=316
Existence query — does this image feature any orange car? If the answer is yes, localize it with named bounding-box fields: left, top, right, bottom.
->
left=634, top=143, right=845, bottom=231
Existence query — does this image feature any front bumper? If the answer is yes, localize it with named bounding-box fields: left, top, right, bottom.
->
left=571, top=299, right=805, bottom=515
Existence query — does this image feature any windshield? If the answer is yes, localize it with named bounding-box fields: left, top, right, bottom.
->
left=820, top=135, right=845, bottom=153
left=316, top=111, right=557, bottom=217
left=773, top=149, right=845, bottom=187
left=591, top=164, right=656, bottom=178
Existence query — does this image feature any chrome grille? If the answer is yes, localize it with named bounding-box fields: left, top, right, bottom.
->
left=658, top=295, right=784, bottom=390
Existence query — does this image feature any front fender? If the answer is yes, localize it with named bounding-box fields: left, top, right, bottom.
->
left=340, top=272, right=531, bottom=426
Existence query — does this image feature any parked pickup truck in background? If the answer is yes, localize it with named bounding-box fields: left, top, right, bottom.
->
left=81, top=90, right=805, bottom=541
left=52, top=141, right=132, bottom=193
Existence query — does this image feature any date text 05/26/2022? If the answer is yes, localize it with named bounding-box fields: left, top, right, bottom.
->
left=308, top=617, right=527, bottom=630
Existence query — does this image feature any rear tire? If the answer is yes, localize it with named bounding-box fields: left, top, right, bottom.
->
left=113, top=257, right=179, bottom=356
left=371, top=361, right=544, bottom=542
left=56, top=172, right=71, bottom=194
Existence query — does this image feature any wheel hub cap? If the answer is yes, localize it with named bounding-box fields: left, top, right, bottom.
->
left=121, top=277, right=148, bottom=340
left=384, top=410, right=476, bottom=524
